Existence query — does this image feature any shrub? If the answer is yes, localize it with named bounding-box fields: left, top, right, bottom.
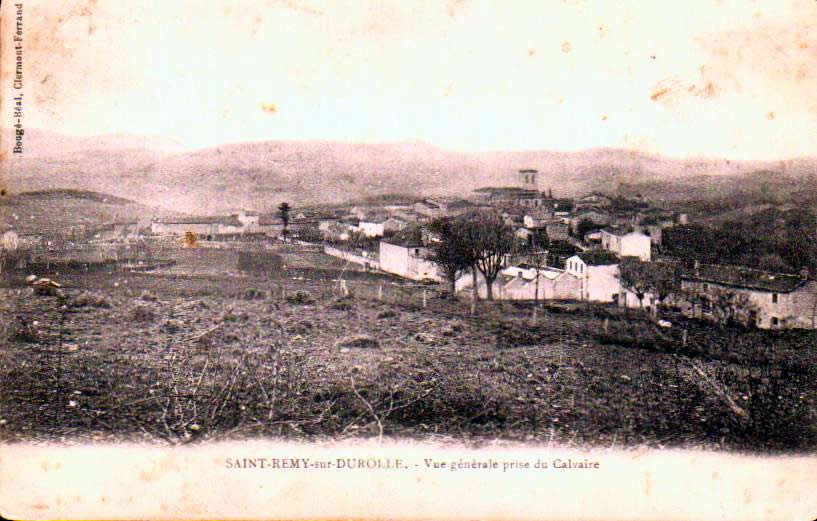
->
left=337, top=335, right=380, bottom=349
left=161, top=319, right=184, bottom=334
left=286, top=290, right=316, bottom=305
left=129, top=304, right=157, bottom=322
left=139, top=290, right=159, bottom=302
left=243, top=288, right=267, bottom=300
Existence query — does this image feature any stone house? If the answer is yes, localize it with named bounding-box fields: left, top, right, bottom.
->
left=679, top=263, right=817, bottom=329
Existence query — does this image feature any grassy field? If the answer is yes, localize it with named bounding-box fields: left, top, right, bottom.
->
left=1, top=247, right=816, bottom=453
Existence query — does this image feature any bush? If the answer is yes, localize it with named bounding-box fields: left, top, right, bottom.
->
left=377, top=309, right=397, bottom=319
left=71, top=292, right=113, bottom=309
left=286, top=290, right=316, bottom=305
left=8, top=317, right=38, bottom=343
left=129, top=304, right=156, bottom=322
left=243, top=288, right=267, bottom=300
left=337, top=335, right=380, bottom=349
left=139, top=290, right=159, bottom=302
left=161, top=319, right=184, bottom=334
left=330, top=297, right=353, bottom=311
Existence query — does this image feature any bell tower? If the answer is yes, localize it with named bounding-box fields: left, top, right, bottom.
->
left=519, top=169, right=538, bottom=190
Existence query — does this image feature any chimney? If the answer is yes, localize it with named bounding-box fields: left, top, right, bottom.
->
left=694, top=259, right=700, bottom=278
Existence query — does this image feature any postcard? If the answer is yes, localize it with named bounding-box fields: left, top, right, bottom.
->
left=2, top=1, right=817, bottom=519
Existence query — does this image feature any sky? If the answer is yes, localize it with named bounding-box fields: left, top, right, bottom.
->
left=2, top=0, right=816, bottom=159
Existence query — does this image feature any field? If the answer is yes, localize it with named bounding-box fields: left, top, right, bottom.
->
left=1, top=246, right=816, bottom=453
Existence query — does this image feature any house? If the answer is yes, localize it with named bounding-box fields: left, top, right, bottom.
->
left=574, top=193, right=613, bottom=210
left=413, top=197, right=476, bottom=218
left=94, top=220, right=140, bottom=241
left=459, top=264, right=580, bottom=301
left=151, top=214, right=245, bottom=238
left=679, top=263, right=817, bottom=329
left=502, top=267, right=580, bottom=300
left=544, top=220, right=570, bottom=241
left=570, top=208, right=611, bottom=233
left=600, top=228, right=652, bottom=261
left=472, top=187, right=549, bottom=209
left=523, top=209, right=556, bottom=228
left=379, top=228, right=441, bottom=281
left=357, top=216, right=407, bottom=237
left=565, top=250, right=620, bottom=302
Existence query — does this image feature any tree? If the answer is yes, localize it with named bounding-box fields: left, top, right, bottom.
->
left=278, top=202, right=291, bottom=240
left=522, top=230, right=549, bottom=304
left=575, top=218, right=598, bottom=241
left=649, top=261, right=681, bottom=317
left=425, top=217, right=476, bottom=295
left=618, top=257, right=653, bottom=308
left=466, top=210, right=518, bottom=301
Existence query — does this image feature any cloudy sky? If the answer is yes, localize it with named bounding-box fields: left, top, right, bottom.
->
left=3, top=0, right=816, bottom=159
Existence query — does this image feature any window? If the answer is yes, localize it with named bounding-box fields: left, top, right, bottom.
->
left=414, top=248, right=420, bottom=255
left=772, top=293, right=778, bottom=304
left=771, top=317, right=779, bottom=327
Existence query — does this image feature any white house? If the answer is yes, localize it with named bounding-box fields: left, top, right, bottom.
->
left=600, top=229, right=651, bottom=261
left=378, top=229, right=441, bottom=281
left=358, top=221, right=385, bottom=237
left=565, top=251, right=620, bottom=302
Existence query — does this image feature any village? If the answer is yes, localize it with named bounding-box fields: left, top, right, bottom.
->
left=6, top=167, right=813, bottom=332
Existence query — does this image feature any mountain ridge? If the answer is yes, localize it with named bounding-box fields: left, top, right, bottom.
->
left=4, top=129, right=817, bottom=214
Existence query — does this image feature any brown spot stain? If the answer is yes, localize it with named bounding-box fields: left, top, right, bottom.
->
left=766, top=111, right=775, bottom=120
left=561, top=41, right=572, bottom=53
left=527, top=48, right=536, bottom=57
left=447, top=0, right=469, bottom=17
left=600, top=114, right=608, bottom=121
left=650, top=88, right=669, bottom=101
left=183, top=231, right=197, bottom=248
left=40, top=460, right=49, bottom=471
left=1, top=189, right=6, bottom=197
left=31, top=503, right=48, bottom=510
left=261, top=103, right=278, bottom=114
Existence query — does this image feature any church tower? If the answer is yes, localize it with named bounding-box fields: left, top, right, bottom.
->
left=518, top=169, right=538, bottom=190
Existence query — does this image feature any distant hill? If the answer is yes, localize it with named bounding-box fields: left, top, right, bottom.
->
left=1, top=189, right=180, bottom=236
left=5, top=129, right=817, bottom=214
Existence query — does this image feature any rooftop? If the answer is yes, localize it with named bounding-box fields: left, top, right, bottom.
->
left=382, top=226, right=425, bottom=248
left=681, top=263, right=808, bottom=293
left=156, top=216, right=243, bottom=226
left=574, top=250, right=619, bottom=266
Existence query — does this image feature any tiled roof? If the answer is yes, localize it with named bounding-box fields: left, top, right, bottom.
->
left=681, top=263, right=807, bottom=293
left=575, top=250, right=619, bottom=266
left=383, top=227, right=424, bottom=248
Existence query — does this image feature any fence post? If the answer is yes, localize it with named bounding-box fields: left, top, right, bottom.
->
left=682, top=329, right=688, bottom=347
left=378, top=284, right=383, bottom=301
left=603, top=317, right=609, bottom=334
left=422, top=289, right=427, bottom=308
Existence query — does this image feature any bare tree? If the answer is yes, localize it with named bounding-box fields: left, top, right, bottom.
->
left=425, top=217, right=476, bottom=295
left=465, top=211, right=518, bottom=301
left=522, top=230, right=549, bottom=304
left=618, top=257, right=653, bottom=308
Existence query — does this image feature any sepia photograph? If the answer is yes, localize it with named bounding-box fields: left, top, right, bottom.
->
left=1, top=0, right=817, bottom=519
